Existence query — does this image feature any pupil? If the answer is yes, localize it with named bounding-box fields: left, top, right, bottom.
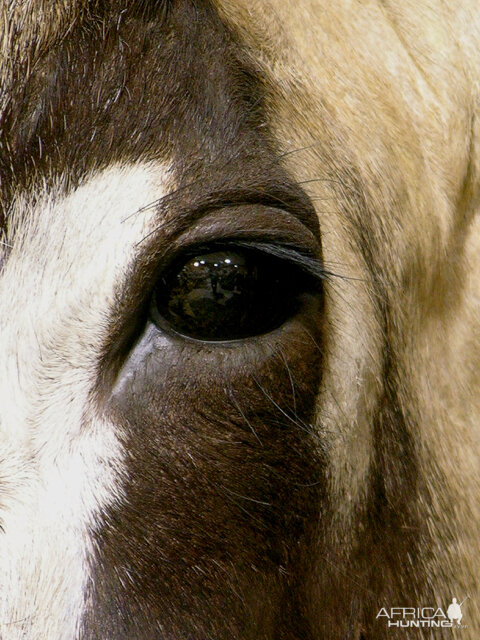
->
left=154, top=249, right=295, bottom=341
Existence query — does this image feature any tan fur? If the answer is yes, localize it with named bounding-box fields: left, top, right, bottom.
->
left=211, top=0, right=480, bottom=632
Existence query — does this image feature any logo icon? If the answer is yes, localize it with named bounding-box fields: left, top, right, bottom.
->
left=447, top=597, right=468, bottom=626
left=376, top=596, right=469, bottom=629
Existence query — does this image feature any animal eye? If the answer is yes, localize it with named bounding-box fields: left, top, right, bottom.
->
left=151, top=247, right=315, bottom=342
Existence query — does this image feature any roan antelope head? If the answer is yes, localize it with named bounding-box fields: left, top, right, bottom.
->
left=0, top=1, right=479, bottom=638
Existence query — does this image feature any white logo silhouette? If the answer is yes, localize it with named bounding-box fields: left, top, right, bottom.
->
left=447, top=597, right=468, bottom=625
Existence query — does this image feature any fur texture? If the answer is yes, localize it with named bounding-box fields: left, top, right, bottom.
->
left=0, top=0, right=479, bottom=638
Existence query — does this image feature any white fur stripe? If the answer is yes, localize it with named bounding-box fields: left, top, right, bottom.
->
left=0, top=163, right=173, bottom=639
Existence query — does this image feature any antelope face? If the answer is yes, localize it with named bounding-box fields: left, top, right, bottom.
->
left=1, top=1, right=479, bottom=639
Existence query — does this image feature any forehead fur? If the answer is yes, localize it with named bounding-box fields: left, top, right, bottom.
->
left=2, top=0, right=479, bottom=277
left=1, top=0, right=273, bottom=216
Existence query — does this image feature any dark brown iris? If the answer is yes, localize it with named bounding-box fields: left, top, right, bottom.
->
left=152, top=248, right=304, bottom=341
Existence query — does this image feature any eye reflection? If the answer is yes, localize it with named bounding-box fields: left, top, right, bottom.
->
left=152, top=248, right=307, bottom=342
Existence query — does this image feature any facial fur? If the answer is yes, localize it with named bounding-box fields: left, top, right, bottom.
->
left=0, top=1, right=479, bottom=638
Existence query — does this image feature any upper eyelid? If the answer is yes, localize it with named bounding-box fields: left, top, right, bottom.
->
left=158, top=204, right=322, bottom=263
